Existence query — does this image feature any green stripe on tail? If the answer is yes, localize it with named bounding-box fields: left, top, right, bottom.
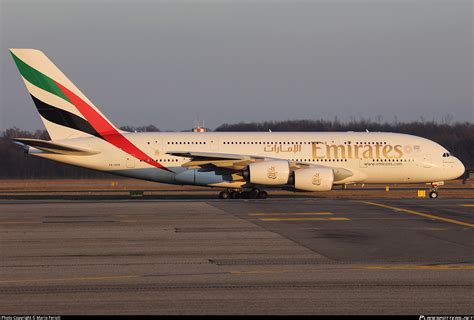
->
left=10, top=50, right=70, bottom=102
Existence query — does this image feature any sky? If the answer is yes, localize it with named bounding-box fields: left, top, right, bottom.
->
left=0, top=0, right=472, bottom=132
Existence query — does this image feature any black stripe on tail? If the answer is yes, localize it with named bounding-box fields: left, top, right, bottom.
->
left=30, top=95, right=103, bottom=139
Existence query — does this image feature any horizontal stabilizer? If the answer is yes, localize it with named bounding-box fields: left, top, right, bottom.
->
left=12, top=138, right=100, bottom=155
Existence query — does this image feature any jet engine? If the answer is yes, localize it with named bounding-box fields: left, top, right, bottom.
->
left=293, top=167, right=334, bottom=191
left=246, top=160, right=290, bottom=185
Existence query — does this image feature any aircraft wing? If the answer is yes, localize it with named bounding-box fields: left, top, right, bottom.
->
left=166, top=151, right=260, bottom=170
left=166, top=151, right=353, bottom=182
left=12, top=138, right=100, bottom=156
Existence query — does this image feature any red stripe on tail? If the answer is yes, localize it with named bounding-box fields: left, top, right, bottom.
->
left=55, top=81, right=172, bottom=173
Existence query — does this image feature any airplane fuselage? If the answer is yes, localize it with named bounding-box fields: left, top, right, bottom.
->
left=9, top=49, right=466, bottom=196
left=29, top=131, right=465, bottom=189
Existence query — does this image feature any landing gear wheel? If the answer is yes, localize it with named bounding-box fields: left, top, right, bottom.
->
left=257, top=190, right=268, bottom=199
left=219, top=191, right=230, bottom=199
left=429, top=191, right=438, bottom=199
left=249, top=189, right=259, bottom=199
left=230, top=191, right=241, bottom=199
left=240, top=191, right=250, bottom=199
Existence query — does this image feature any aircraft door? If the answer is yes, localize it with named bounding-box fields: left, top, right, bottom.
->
left=210, top=138, right=219, bottom=151
left=126, top=155, right=135, bottom=168
left=422, top=154, right=432, bottom=168
left=149, top=137, right=163, bottom=159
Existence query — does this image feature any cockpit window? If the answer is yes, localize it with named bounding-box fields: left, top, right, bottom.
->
left=442, top=152, right=451, bottom=157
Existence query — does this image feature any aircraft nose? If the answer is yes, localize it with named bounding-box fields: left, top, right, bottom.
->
left=454, top=158, right=465, bottom=179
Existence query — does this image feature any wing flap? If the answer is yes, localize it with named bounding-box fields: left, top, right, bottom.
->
left=183, top=159, right=254, bottom=169
left=167, top=151, right=260, bottom=161
left=167, top=151, right=259, bottom=170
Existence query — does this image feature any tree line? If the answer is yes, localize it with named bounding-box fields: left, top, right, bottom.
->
left=216, top=119, right=473, bottom=169
left=0, top=119, right=472, bottom=178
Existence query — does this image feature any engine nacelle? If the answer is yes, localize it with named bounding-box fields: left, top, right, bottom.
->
left=248, top=160, right=290, bottom=185
left=294, top=167, right=334, bottom=191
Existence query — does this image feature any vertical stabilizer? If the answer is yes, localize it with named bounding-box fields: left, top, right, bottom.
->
left=10, top=48, right=120, bottom=140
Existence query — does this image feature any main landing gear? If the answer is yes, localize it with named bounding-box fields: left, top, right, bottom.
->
left=218, top=189, right=268, bottom=200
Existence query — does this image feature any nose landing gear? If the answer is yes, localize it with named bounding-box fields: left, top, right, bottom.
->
left=429, top=190, right=438, bottom=198
left=428, top=183, right=440, bottom=199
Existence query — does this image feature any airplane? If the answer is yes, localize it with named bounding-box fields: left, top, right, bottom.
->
left=9, top=49, right=465, bottom=199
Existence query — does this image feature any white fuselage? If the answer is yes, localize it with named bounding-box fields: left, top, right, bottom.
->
left=30, top=131, right=465, bottom=189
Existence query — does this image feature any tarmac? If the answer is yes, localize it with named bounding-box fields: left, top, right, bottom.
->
left=0, top=197, right=473, bottom=314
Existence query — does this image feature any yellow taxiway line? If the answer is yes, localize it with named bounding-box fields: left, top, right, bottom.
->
left=459, top=204, right=474, bottom=207
left=258, top=217, right=350, bottom=221
left=365, top=265, right=474, bottom=270
left=360, top=201, right=474, bottom=228
left=2, top=264, right=473, bottom=284
left=249, top=212, right=332, bottom=216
